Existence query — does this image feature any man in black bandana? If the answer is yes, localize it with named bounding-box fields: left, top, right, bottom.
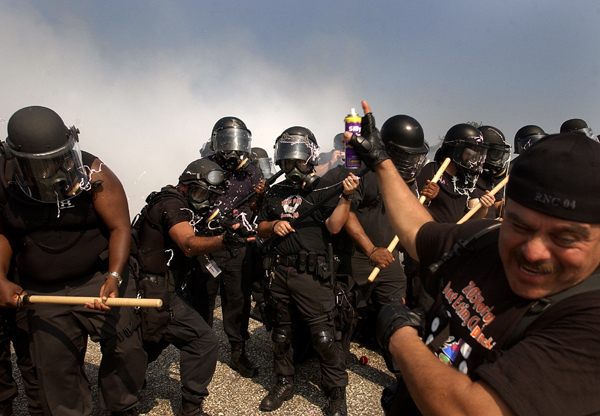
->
left=346, top=100, right=600, bottom=416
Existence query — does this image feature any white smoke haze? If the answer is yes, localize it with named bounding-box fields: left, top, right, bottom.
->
left=1, top=1, right=600, bottom=216
left=0, top=3, right=361, bottom=215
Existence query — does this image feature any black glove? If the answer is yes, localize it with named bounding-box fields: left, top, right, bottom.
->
left=222, top=228, right=248, bottom=249
left=347, top=112, right=390, bottom=169
left=376, top=298, right=424, bottom=350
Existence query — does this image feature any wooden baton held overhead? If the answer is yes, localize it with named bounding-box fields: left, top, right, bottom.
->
left=368, top=157, right=451, bottom=282
left=23, top=295, right=163, bottom=308
left=456, top=175, right=509, bottom=224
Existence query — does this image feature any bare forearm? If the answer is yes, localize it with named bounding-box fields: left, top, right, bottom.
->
left=108, top=227, right=131, bottom=275
left=390, top=328, right=514, bottom=416
left=344, top=212, right=374, bottom=255
left=182, top=235, right=225, bottom=257
left=374, top=160, right=433, bottom=261
left=325, top=199, right=351, bottom=234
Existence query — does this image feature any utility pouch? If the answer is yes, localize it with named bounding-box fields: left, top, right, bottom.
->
left=298, top=250, right=307, bottom=273
left=307, top=252, right=316, bottom=273
left=263, top=255, right=273, bottom=271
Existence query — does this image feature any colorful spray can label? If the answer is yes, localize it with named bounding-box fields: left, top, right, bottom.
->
left=344, top=108, right=362, bottom=168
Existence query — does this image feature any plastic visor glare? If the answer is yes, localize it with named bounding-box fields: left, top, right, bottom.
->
left=386, top=144, right=429, bottom=180
left=578, top=127, right=597, bottom=141
left=205, top=169, right=227, bottom=186
left=274, top=135, right=320, bottom=166
left=452, top=143, right=487, bottom=172
left=213, top=128, right=252, bottom=153
left=11, top=134, right=89, bottom=202
left=257, top=158, right=274, bottom=179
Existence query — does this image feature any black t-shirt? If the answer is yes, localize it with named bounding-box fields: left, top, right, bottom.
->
left=0, top=152, right=110, bottom=283
left=257, top=178, right=339, bottom=255
left=416, top=220, right=600, bottom=416
left=417, top=161, right=470, bottom=223
left=137, top=186, right=193, bottom=277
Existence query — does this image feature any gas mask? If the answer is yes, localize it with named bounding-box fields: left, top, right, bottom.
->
left=10, top=131, right=89, bottom=203
left=186, top=182, right=223, bottom=215
left=282, top=159, right=314, bottom=189
left=218, top=150, right=249, bottom=171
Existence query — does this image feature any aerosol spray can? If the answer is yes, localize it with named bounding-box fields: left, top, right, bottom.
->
left=344, top=108, right=362, bottom=169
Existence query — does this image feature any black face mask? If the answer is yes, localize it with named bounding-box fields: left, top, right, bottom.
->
left=219, top=151, right=249, bottom=171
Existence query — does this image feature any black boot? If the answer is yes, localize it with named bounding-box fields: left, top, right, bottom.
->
left=230, top=341, right=258, bottom=378
left=178, top=398, right=211, bottom=416
left=327, top=386, right=347, bottom=416
left=259, top=375, right=294, bottom=412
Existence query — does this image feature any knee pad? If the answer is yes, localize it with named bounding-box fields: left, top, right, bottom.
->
left=271, top=326, right=292, bottom=356
left=311, top=330, right=336, bottom=361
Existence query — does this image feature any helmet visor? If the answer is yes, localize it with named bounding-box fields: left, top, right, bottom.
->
left=386, top=143, right=428, bottom=180
left=452, top=143, right=487, bottom=173
left=213, top=128, right=252, bottom=153
left=484, top=143, right=511, bottom=171
left=11, top=133, right=89, bottom=202
left=256, top=157, right=274, bottom=179
left=516, top=134, right=545, bottom=153
left=274, top=135, right=320, bottom=166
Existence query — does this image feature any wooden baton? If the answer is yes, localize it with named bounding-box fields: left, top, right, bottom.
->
left=456, top=175, right=509, bottom=224
left=23, top=295, right=163, bottom=308
left=367, top=157, right=451, bottom=282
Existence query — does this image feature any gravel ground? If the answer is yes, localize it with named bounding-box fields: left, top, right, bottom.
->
left=10, top=297, right=395, bottom=415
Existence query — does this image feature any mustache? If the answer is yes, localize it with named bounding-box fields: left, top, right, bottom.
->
left=513, top=250, right=560, bottom=274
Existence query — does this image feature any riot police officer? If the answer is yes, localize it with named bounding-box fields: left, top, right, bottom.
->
left=133, top=159, right=244, bottom=416
left=189, top=117, right=263, bottom=378
left=0, top=106, right=146, bottom=415
left=257, top=126, right=358, bottom=416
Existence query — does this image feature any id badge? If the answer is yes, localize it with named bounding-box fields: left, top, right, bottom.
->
left=205, top=258, right=222, bottom=278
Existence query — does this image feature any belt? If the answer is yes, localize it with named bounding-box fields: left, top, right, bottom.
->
left=277, top=255, right=298, bottom=267
left=274, top=253, right=327, bottom=268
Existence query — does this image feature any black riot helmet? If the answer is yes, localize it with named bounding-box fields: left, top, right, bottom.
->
left=4, top=106, right=89, bottom=203
left=479, top=125, right=511, bottom=177
left=380, top=115, right=429, bottom=181
left=210, top=116, right=252, bottom=171
left=514, top=125, right=546, bottom=154
left=435, top=124, right=487, bottom=175
left=250, top=147, right=274, bottom=179
left=178, top=158, right=227, bottom=214
left=274, top=126, right=320, bottom=190
left=200, top=141, right=215, bottom=158
left=560, top=118, right=597, bottom=141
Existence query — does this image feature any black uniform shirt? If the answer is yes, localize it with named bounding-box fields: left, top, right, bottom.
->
left=208, top=154, right=261, bottom=221
left=257, top=178, right=339, bottom=256
left=137, top=186, right=193, bottom=277
left=0, top=152, right=110, bottom=283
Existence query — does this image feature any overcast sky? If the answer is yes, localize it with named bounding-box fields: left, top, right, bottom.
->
left=1, top=1, right=599, bottom=215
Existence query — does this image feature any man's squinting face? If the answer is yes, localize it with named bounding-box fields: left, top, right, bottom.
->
left=499, top=199, right=600, bottom=300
